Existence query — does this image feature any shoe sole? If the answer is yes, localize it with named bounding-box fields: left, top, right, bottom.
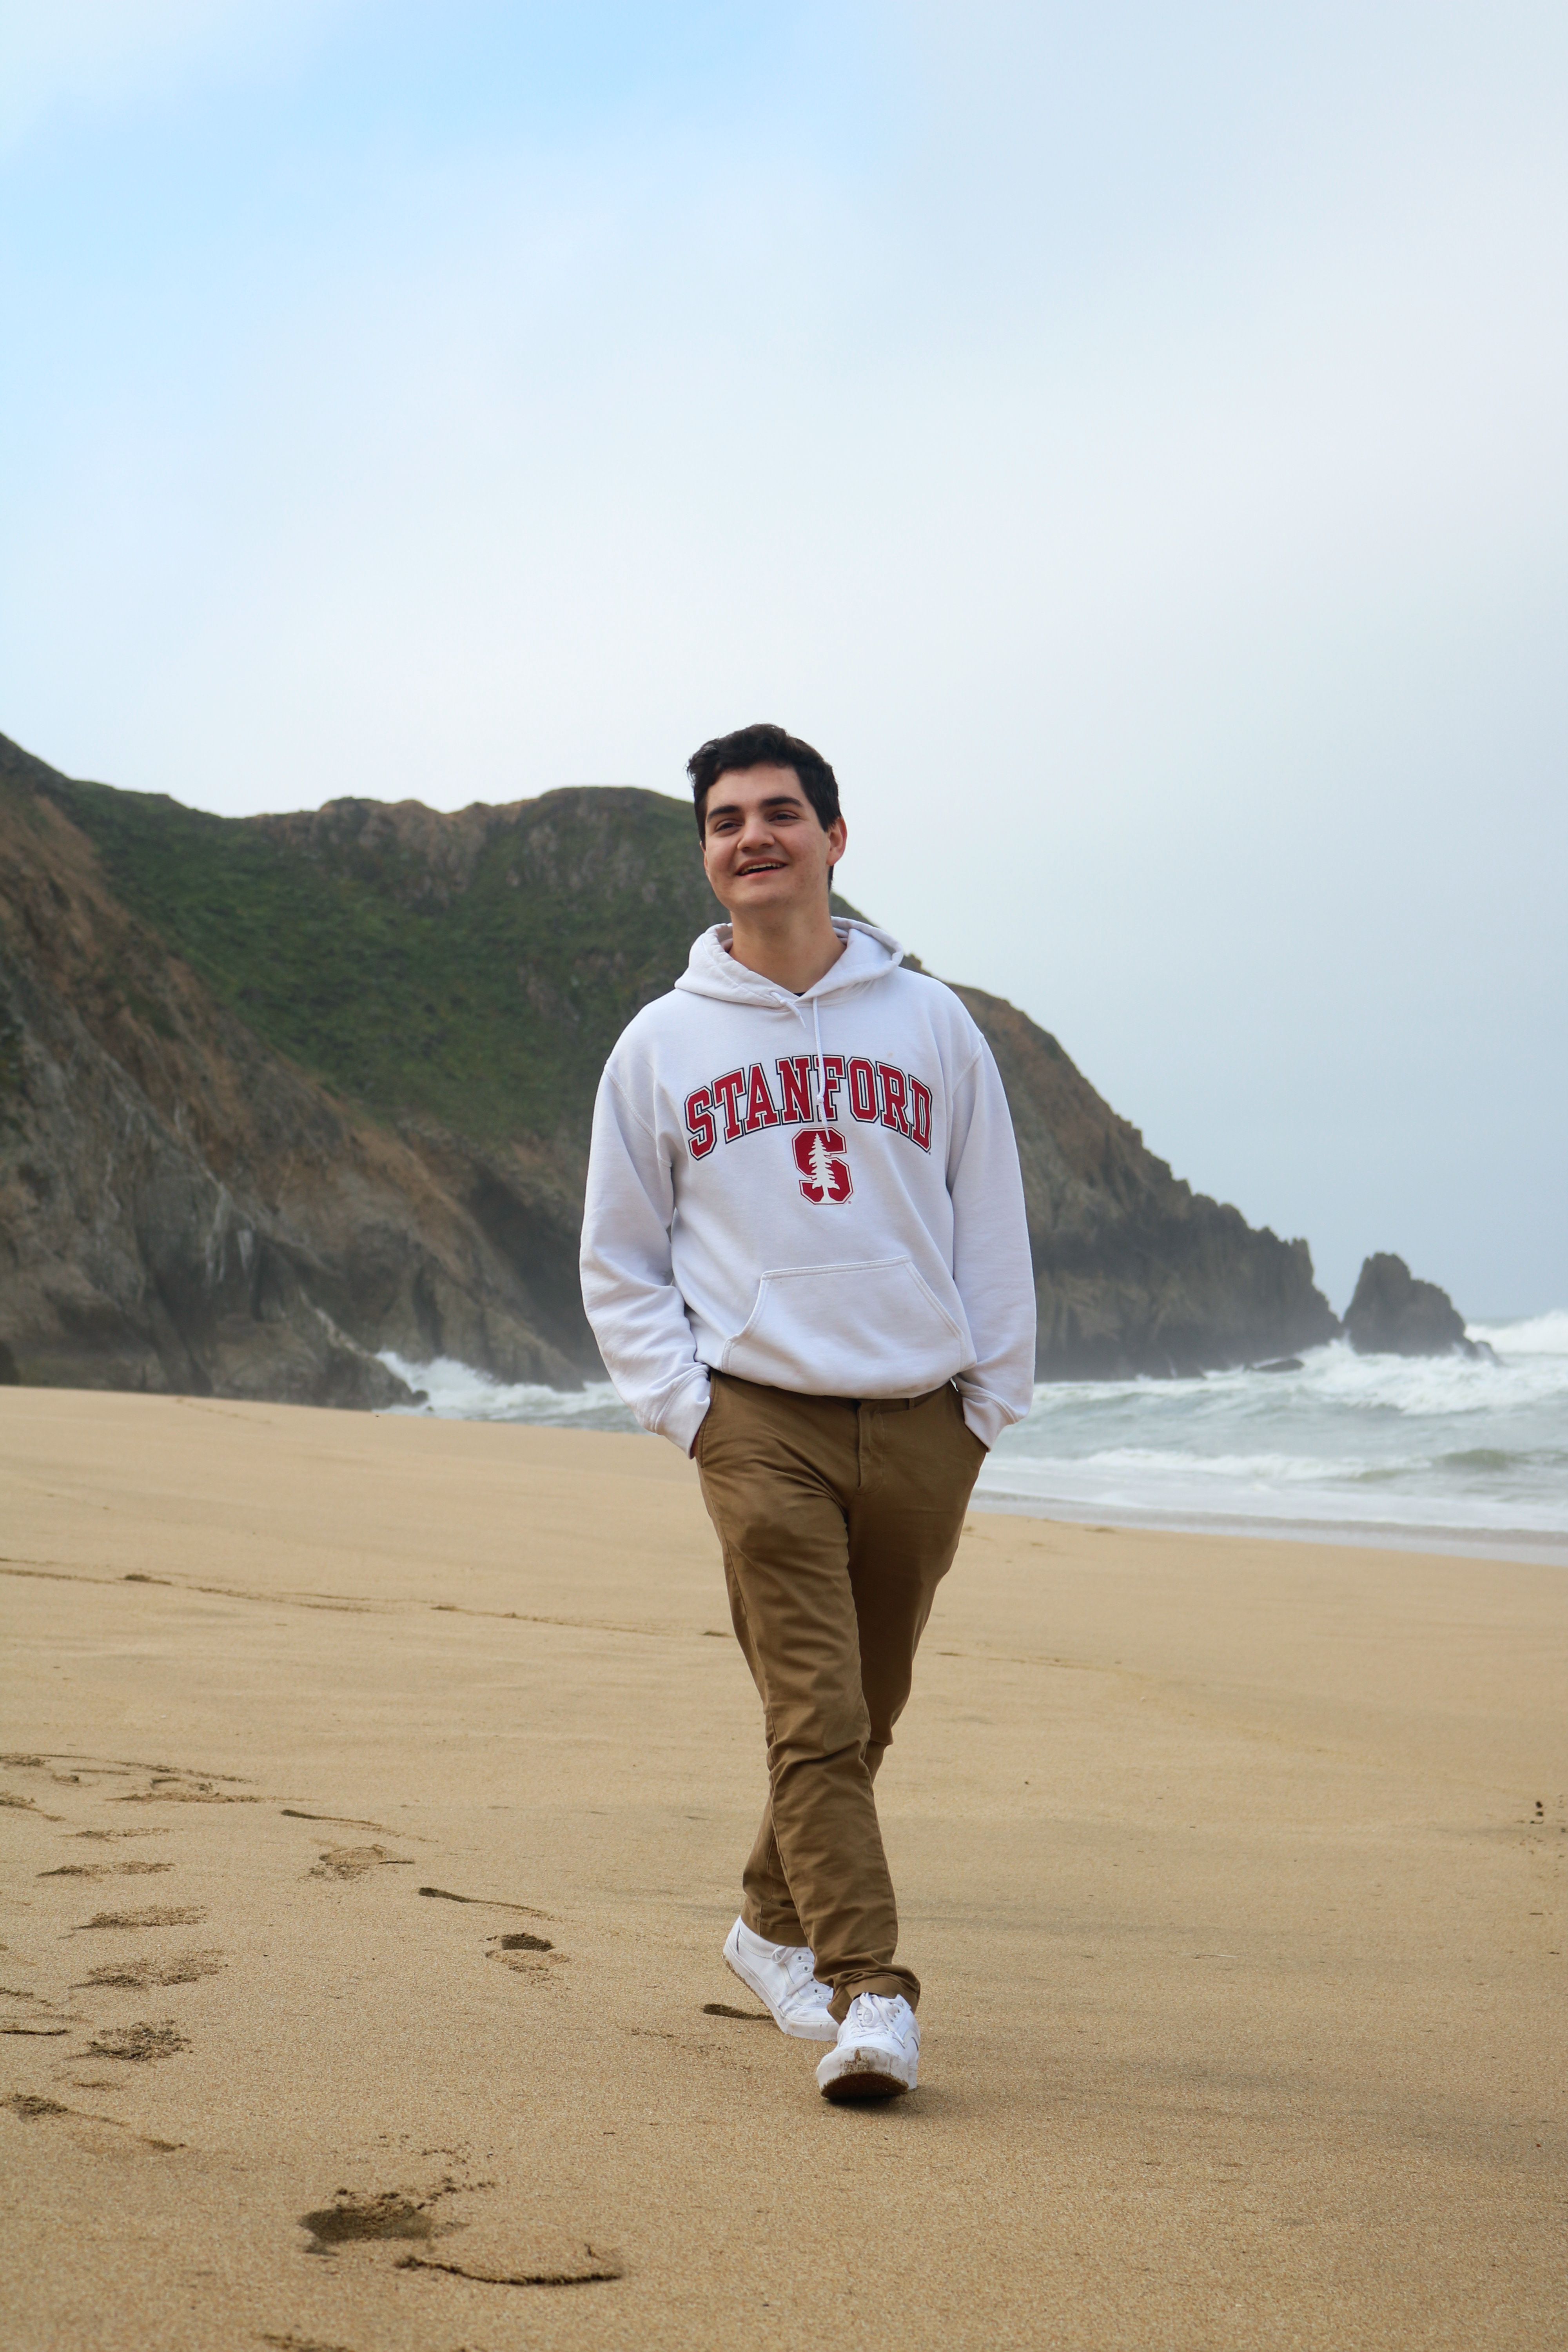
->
left=819, top=2064, right=911, bottom=2103
left=723, top=1937, right=838, bottom=2043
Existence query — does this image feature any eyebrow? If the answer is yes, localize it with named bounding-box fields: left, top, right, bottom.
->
left=706, top=791, right=810, bottom=822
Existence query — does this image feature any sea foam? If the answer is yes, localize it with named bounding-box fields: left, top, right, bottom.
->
left=978, top=1323, right=1568, bottom=1548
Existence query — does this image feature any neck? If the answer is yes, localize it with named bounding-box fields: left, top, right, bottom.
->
left=724, top=902, right=846, bottom=995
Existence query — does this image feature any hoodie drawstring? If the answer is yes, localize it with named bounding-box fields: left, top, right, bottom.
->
left=779, top=986, right=827, bottom=1120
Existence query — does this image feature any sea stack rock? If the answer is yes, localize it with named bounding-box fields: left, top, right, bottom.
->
left=1345, top=1254, right=1483, bottom=1358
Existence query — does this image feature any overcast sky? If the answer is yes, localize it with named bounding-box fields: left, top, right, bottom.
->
left=4, top=2, right=1564, bottom=1316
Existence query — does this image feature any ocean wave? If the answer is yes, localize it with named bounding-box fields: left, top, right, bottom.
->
left=1468, top=1308, right=1568, bottom=1356
left=377, top=1352, right=637, bottom=1430
left=1065, top=1446, right=1357, bottom=1485
left=1014, top=1332, right=1568, bottom=1423
left=1025, top=1440, right=1566, bottom=1489
left=1303, top=1338, right=1568, bottom=1416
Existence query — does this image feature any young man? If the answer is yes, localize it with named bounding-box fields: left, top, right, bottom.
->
left=579, top=722, right=1035, bottom=2100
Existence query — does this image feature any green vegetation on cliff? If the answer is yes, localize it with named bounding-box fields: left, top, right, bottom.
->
left=47, top=776, right=740, bottom=1144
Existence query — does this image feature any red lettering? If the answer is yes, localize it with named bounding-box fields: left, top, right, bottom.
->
left=877, top=1063, right=911, bottom=1136
left=775, top=1054, right=815, bottom=1123
left=820, top=1054, right=846, bottom=1120
left=744, top=1062, right=780, bottom=1132
left=909, top=1077, right=932, bottom=1152
left=847, top=1056, right=879, bottom=1122
left=684, top=1086, right=717, bottom=1159
left=711, top=1068, right=748, bottom=1143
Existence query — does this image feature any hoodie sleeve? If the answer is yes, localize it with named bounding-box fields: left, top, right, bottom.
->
left=946, top=1035, right=1037, bottom=1448
left=579, top=1063, right=712, bottom=1454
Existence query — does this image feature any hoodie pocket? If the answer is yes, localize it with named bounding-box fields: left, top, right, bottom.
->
left=722, top=1258, right=970, bottom=1395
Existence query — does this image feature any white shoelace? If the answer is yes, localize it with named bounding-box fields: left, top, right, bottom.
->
left=782, top=1945, right=825, bottom=1995
left=846, top=1994, right=904, bottom=2037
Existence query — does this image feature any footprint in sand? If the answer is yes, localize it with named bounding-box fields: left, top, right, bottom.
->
left=39, top=1862, right=174, bottom=1880
left=280, top=1808, right=421, bottom=1835
left=0, top=1969, right=76, bottom=2036
left=4, top=1753, right=254, bottom=1809
left=84, top=2020, right=189, bottom=2063
left=296, top=2185, right=622, bottom=2287
left=68, top=1829, right=172, bottom=1843
left=486, top=1930, right=568, bottom=1982
left=75, top=1951, right=225, bottom=1989
left=115, top=1776, right=258, bottom=1808
left=305, top=1845, right=413, bottom=1882
left=8, top=1762, right=242, bottom=2082
left=0, top=1790, right=64, bottom=1820
left=300, top=2190, right=436, bottom=2248
left=416, top=1885, right=550, bottom=1916
left=2, top=2089, right=184, bottom=2152
left=397, top=2242, right=623, bottom=2285
left=408, top=1884, right=569, bottom=1976
left=73, top=1906, right=205, bottom=1931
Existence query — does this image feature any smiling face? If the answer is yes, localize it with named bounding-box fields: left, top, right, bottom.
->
left=700, top=762, right=848, bottom=921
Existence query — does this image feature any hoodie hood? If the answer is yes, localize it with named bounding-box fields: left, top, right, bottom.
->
left=673, top=917, right=906, bottom=1009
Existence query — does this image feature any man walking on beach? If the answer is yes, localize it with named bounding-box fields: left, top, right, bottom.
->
left=580, top=723, right=1035, bottom=2100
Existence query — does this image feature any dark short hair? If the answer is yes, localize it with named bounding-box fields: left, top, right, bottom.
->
left=686, top=722, right=841, bottom=839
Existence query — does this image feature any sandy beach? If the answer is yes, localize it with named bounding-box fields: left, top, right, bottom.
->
left=1, top=1388, right=1562, bottom=2351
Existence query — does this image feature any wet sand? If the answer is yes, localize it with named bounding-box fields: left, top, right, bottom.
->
left=1, top=1387, right=1562, bottom=2351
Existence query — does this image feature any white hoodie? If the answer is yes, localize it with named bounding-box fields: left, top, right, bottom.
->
left=579, top=918, right=1036, bottom=1455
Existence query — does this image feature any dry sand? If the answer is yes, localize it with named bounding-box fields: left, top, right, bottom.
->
left=0, top=1387, right=1563, bottom=2351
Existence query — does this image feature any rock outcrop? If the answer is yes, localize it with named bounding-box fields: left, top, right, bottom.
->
left=1345, top=1253, right=1485, bottom=1359
left=0, top=729, right=1341, bottom=1402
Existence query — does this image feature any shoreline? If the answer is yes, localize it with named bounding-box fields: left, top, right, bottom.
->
left=7, top=1368, right=1564, bottom=1564
left=969, top=1484, right=1568, bottom=1568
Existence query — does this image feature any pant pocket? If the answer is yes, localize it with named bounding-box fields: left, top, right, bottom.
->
left=951, top=1387, right=989, bottom=1463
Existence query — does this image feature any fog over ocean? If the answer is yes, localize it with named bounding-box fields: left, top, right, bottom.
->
left=381, top=1314, right=1568, bottom=1565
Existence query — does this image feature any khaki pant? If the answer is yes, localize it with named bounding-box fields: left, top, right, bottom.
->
left=695, top=1371, right=984, bottom=2016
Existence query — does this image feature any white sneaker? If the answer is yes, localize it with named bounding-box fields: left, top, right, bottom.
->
left=815, top=1992, right=920, bottom=2101
left=723, top=1917, right=838, bottom=2043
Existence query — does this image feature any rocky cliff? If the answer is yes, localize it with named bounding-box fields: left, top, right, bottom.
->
left=0, top=730, right=1338, bottom=1400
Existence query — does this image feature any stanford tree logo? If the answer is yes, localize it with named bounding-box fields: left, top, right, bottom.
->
left=793, top=1128, right=853, bottom=1205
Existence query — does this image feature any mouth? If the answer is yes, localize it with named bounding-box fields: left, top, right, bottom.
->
left=737, top=860, right=787, bottom=875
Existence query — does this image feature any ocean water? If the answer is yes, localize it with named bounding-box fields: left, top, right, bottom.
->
left=380, top=1311, right=1568, bottom=1561
left=978, top=1313, right=1568, bottom=1559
